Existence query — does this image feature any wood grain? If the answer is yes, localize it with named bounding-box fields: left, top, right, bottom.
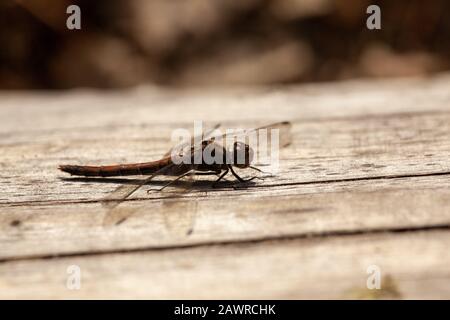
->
left=0, top=230, right=449, bottom=299
left=1, top=74, right=450, bottom=298
left=0, top=177, right=449, bottom=260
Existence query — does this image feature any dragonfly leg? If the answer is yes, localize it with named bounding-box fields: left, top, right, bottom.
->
left=195, top=171, right=221, bottom=176
left=212, top=168, right=229, bottom=188
left=154, top=169, right=223, bottom=192
left=249, top=166, right=264, bottom=173
left=249, top=166, right=272, bottom=176
left=229, top=165, right=258, bottom=183
left=247, top=166, right=272, bottom=180
left=147, top=170, right=193, bottom=193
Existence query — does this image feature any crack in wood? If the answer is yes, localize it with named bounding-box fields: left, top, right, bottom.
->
left=0, top=223, right=448, bottom=264
left=2, top=170, right=450, bottom=208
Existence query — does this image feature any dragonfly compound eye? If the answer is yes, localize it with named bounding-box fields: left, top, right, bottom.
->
left=233, top=142, right=253, bottom=167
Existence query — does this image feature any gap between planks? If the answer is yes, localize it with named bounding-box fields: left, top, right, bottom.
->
left=1, top=174, right=450, bottom=261
left=0, top=222, right=449, bottom=265
left=1, top=229, right=449, bottom=299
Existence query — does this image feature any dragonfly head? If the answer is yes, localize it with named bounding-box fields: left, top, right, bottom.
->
left=232, top=141, right=254, bottom=168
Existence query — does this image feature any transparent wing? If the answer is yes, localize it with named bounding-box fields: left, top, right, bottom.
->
left=213, top=121, right=292, bottom=167
left=102, top=163, right=205, bottom=227
left=102, top=163, right=176, bottom=203
left=101, top=122, right=291, bottom=225
left=102, top=124, right=221, bottom=226
left=101, top=163, right=175, bottom=226
left=213, top=121, right=292, bottom=148
left=163, top=123, right=221, bottom=157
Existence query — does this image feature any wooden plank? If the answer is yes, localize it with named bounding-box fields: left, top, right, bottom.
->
left=1, top=74, right=450, bottom=134
left=0, top=176, right=449, bottom=260
left=1, top=107, right=450, bottom=204
left=0, top=230, right=449, bottom=299
left=1, top=74, right=450, bottom=298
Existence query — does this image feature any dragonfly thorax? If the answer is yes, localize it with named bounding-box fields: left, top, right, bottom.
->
left=230, top=141, right=254, bottom=168
left=196, top=140, right=254, bottom=168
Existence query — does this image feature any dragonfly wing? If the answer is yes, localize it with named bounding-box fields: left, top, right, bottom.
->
left=213, top=121, right=292, bottom=148
left=101, top=163, right=175, bottom=226
left=163, top=123, right=221, bottom=157
left=256, top=121, right=292, bottom=148
left=157, top=166, right=198, bottom=195
left=150, top=148, right=213, bottom=195
left=212, top=121, right=292, bottom=168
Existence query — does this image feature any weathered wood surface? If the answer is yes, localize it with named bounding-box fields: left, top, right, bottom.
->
left=1, top=230, right=449, bottom=299
left=1, top=73, right=450, bottom=299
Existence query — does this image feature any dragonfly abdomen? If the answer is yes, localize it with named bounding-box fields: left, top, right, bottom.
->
left=59, top=157, right=172, bottom=177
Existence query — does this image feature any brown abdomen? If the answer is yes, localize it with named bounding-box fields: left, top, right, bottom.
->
left=59, top=157, right=172, bottom=177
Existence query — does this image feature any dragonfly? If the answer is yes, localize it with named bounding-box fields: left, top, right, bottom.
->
left=59, top=121, right=291, bottom=224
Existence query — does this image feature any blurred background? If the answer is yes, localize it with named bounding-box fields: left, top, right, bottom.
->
left=0, top=0, right=449, bottom=89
